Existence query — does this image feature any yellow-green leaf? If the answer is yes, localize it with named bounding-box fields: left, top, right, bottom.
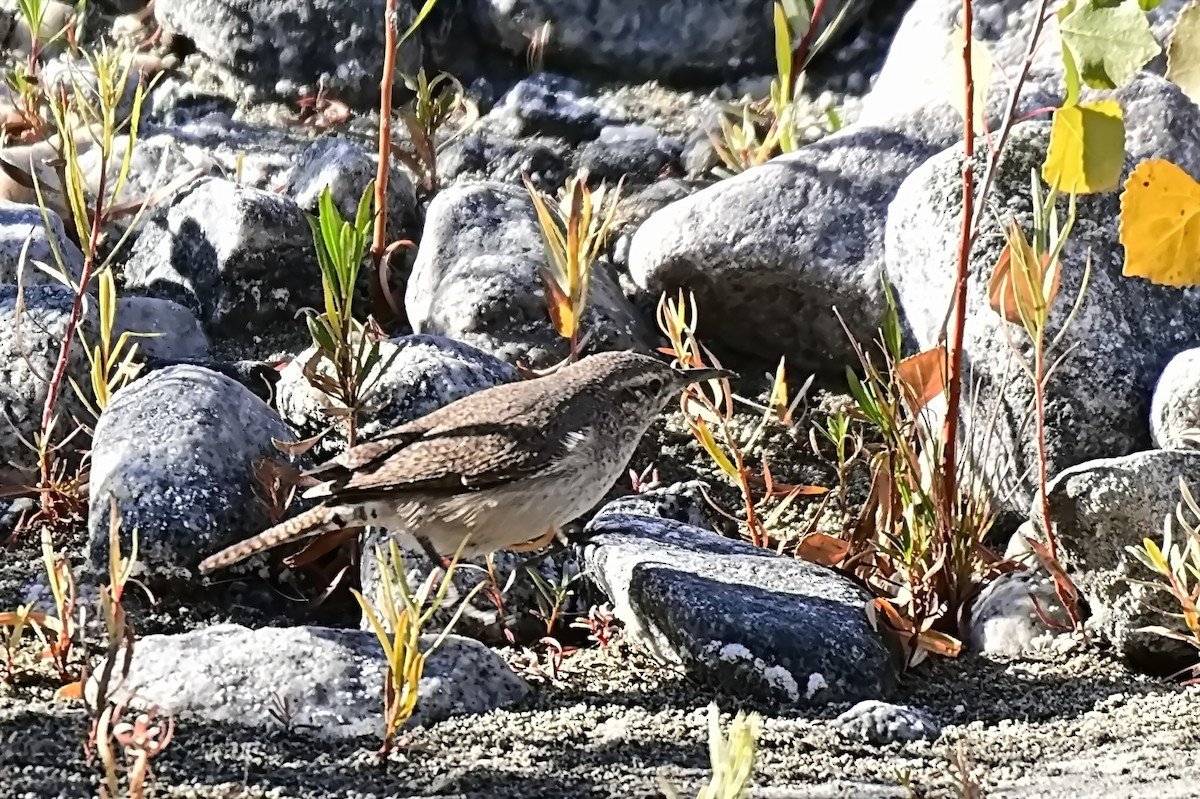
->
left=1166, top=0, right=1200, bottom=105
left=1059, top=0, right=1161, bottom=90
left=1042, top=99, right=1125, bottom=194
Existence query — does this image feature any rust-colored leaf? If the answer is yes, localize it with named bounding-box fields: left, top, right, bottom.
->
left=988, top=222, right=1060, bottom=324
left=915, top=628, right=963, bottom=658
left=53, top=680, right=84, bottom=701
left=895, top=345, right=947, bottom=412
left=538, top=265, right=576, bottom=339
left=795, top=533, right=850, bottom=566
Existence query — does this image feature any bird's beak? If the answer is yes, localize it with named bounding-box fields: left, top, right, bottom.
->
left=674, top=366, right=738, bottom=384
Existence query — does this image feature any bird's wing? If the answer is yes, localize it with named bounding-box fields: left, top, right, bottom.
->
left=302, top=380, right=591, bottom=500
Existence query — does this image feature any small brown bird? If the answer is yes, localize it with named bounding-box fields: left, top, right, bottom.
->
left=198, top=350, right=733, bottom=575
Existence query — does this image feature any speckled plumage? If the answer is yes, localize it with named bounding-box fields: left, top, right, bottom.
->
left=198, top=351, right=732, bottom=574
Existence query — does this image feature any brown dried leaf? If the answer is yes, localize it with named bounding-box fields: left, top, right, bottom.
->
left=895, top=345, right=947, bottom=412
left=795, top=533, right=850, bottom=566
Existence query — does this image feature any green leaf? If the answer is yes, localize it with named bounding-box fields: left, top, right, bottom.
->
left=1042, top=99, right=1126, bottom=194
left=1061, top=35, right=1083, bottom=107
left=773, top=2, right=793, bottom=92
left=307, top=315, right=337, bottom=354
left=1059, top=0, right=1162, bottom=90
left=1140, top=0, right=1166, bottom=9
left=1166, top=1, right=1200, bottom=106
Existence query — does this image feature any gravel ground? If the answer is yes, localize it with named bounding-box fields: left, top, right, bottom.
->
left=2, top=636, right=1198, bottom=799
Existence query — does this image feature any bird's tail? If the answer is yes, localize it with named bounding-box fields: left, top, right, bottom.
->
left=198, top=503, right=361, bottom=575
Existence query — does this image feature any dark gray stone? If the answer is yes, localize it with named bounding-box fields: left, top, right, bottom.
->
left=439, top=133, right=572, bottom=192
left=153, top=0, right=422, bottom=108
left=581, top=510, right=894, bottom=705
left=1025, top=450, right=1200, bottom=667
left=1151, top=349, right=1200, bottom=450
left=121, top=177, right=322, bottom=336
left=86, top=364, right=304, bottom=581
left=406, top=180, right=647, bottom=369
left=489, top=73, right=616, bottom=142
left=465, top=0, right=870, bottom=81
left=88, top=624, right=529, bottom=739
left=886, top=75, right=1200, bottom=520
left=577, top=125, right=684, bottom=185
left=115, top=297, right=210, bottom=362
left=833, top=700, right=942, bottom=745
left=275, top=334, right=520, bottom=459
left=0, top=201, right=84, bottom=287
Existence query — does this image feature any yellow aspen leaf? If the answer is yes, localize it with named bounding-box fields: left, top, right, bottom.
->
left=895, top=345, right=947, bottom=412
left=1042, top=99, right=1126, bottom=194
left=1119, top=158, right=1200, bottom=287
left=988, top=222, right=1060, bottom=324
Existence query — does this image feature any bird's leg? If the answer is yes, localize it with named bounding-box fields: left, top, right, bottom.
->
left=414, top=534, right=449, bottom=572
left=509, top=529, right=570, bottom=573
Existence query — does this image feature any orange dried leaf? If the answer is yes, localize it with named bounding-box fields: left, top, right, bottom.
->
left=538, top=266, right=577, bottom=338
left=988, top=222, right=1059, bottom=324
left=895, top=345, right=947, bottom=412
left=916, top=628, right=963, bottom=658
left=53, top=680, right=84, bottom=701
left=796, top=533, right=850, bottom=566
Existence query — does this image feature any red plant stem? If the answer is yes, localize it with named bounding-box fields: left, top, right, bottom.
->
left=1033, top=334, right=1056, bottom=558
left=940, top=0, right=975, bottom=523
left=38, top=158, right=108, bottom=503
left=790, top=0, right=830, bottom=91
left=370, top=0, right=398, bottom=328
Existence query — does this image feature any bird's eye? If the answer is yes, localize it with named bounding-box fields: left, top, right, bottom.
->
left=622, top=378, right=665, bottom=404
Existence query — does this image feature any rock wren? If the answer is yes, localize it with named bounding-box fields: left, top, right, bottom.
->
left=198, top=350, right=734, bottom=574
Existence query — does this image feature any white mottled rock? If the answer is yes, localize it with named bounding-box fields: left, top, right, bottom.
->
left=0, top=201, right=84, bottom=286
left=87, top=624, right=529, bottom=739
left=1151, top=349, right=1200, bottom=449
left=833, top=700, right=942, bottom=745
left=966, top=567, right=1074, bottom=657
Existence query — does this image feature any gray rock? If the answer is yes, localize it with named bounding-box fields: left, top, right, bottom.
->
left=114, top=296, right=210, bottom=362
left=0, top=201, right=84, bottom=287
left=577, top=125, right=684, bottom=185
left=86, top=364, right=304, bottom=581
left=966, top=568, right=1073, bottom=657
left=627, top=108, right=965, bottom=374
left=581, top=510, right=894, bottom=705
left=886, top=76, right=1200, bottom=519
left=406, top=180, right=647, bottom=368
left=489, top=73, right=616, bottom=142
left=1151, top=349, right=1200, bottom=449
left=121, top=177, right=322, bottom=336
left=438, top=134, right=572, bottom=193
left=275, top=334, right=519, bottom=459
left=1028, top=450, right=1200, bottom=666
left=87, top=624, right=529, bottom=739
left=465, top=0, right=869, bottom=81
left=860, top=0, right=1188, bottom=127
left=0, top=285, right=97, bottom=481
left=833, top=700, right=942, bottom=745
left=283, top=135, right=420, bottom=248
left=154, top=0, right=422, bottom=108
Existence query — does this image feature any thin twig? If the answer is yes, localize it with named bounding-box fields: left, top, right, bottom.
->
left=370, top=0, right=398, bottom=329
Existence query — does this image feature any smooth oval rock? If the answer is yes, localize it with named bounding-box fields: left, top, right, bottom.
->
left=86, top=364, right=303, bottom=581
left=1150, top=349, right=1200, bottom=449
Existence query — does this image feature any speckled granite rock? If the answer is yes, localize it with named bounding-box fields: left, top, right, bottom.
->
left=115, top=297, right=210, bottom=362
left=86, top=364, right=304, bottom=582
left=405, top=180, right=647, bottom=368
left=1151, top=349, right=1200, bottom=449
left=1025, top=450, right=1200, bottom=669
left=438, top=133, right=572, bottom=192
left=887, top=76, right=1200, bottom=521
left=581, top=508, right=893, bottom=705
left=465, top=0, right=870, bottom=81
left=121, top=177, right=322, bottom=336
left=0, top=201, right=84, bottom=286
left=833, top=700, right=942, bottom=744
left=860, top=0, right=1188, bottom=126
left=488, top=73, right=617, bottom=142
left=87, top=624, right=529, bottom=739
left=275, top=334, right=519, bottom=460
left=153, top=0, right=422, bottom=107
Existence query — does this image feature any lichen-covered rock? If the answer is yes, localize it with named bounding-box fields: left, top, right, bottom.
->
left=275, top=334, right=520, bottom=460
left=833, top=700, right=942, bottom=744
left=581, top=508, right=894, bottom=705
left=887, top=76, right=1200, bottom=521
left=1027, top=450, right=1200, bottom=669
left=464, top=0, right=869, bottom=81
left=153, top=0, right=422, bottom=107
left=1151, top=349, right=1200, bottom=449
left=87, top=624, right=529, bottom=739
left=121, top=177, right=321, bottom=336
left=86, top=364, right=304, bottom=582
left=406, top=180, right=647, bottom=368
left=0, top=200, right=84, bottom=286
